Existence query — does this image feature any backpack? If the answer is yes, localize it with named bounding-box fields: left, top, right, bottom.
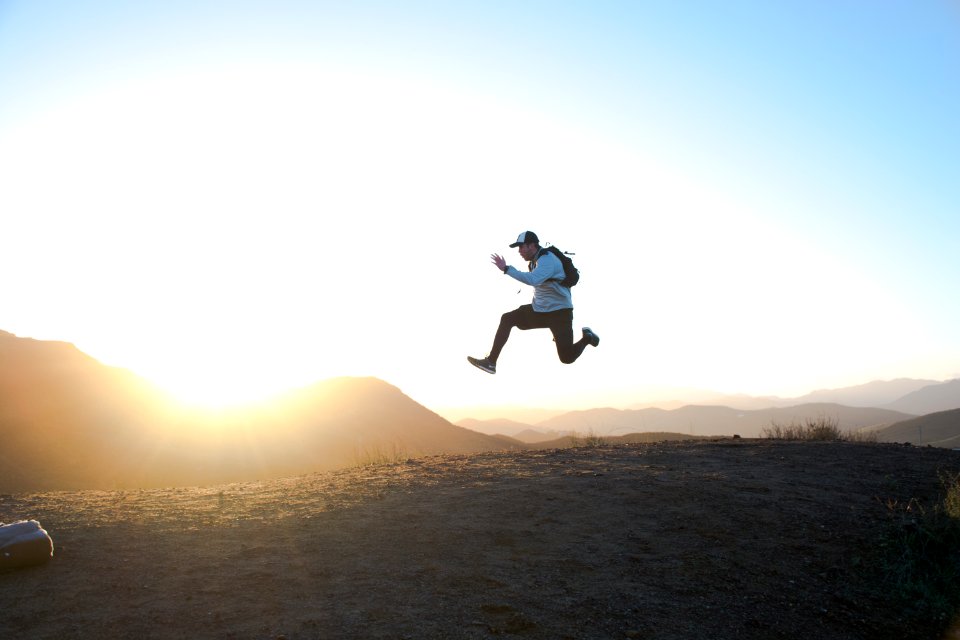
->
left=536, top=245, right=580, bottom=288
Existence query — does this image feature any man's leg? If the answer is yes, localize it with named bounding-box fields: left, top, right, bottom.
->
left=488, top=305, right=537, bottom=364
left=548, top=309, right=589, bottom=364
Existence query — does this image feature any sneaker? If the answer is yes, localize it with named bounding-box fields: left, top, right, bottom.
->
left=467, top=356, right=496, bottom=374
left=582, top=327, right=600, bottom=347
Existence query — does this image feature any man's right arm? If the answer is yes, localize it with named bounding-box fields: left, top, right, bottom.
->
left=505, top=252, right=562, bottom=286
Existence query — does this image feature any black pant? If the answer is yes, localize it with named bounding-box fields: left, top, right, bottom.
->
left=489, top=304, right=588, bottom=365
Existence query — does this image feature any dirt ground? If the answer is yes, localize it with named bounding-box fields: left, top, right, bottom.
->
left=2, top=439, right=959, bottom=639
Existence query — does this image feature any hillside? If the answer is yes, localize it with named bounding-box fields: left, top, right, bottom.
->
left=2, top=440, right=958, bottom=639
left=876, top=408, right=960, bottom=448
left=0, top=330, right=177, bottom=491
left=0, top=332, right=514, bottom=492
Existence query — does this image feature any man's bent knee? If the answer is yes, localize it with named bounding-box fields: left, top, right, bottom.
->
left=557, top=349, right=579, bottom=364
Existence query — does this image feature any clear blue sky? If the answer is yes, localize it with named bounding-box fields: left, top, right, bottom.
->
left=2, top=2, right=958, bottom=414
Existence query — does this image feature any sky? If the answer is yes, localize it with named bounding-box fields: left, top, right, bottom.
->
left=1, top=1, right=958, bottom=417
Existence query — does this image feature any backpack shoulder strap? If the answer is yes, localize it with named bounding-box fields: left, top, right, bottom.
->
left=528, top=247, right=548, bottom=270
left=532, top=246, right=563, bottom=279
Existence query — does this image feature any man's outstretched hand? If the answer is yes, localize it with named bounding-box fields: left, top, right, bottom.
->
left=491, top=253, right=507, bottom=272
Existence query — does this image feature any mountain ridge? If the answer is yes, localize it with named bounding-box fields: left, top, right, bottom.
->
left=455, top=377, right=960, bottom=426
left=884, top=379, right=960, bottom=415
left=0, top=331, right=515, bottom=492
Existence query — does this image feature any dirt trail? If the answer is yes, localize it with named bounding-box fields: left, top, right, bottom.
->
left=2, top=439, right=959, bottom=639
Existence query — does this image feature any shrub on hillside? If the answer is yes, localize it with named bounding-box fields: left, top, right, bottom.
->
left=760, top=416, right=879, bottom=442
left=569, top=429, right=607, bottom=448
left=762, top=416, right=844, bottom=441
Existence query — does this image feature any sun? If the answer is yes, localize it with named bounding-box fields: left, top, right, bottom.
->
left=83, top=323, right=345, bottom=410
left=153, top=370, right=291, bottom=410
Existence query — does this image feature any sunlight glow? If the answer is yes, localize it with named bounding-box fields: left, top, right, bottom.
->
left=2, top=61, right=676, bottom=408
left=7, top=63, right=642, bottom=408
left=2, top=5, right=958, bottom=412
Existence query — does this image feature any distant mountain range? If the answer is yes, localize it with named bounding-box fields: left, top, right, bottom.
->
left=459, top=404, right=916, bottom=440
left=456, top=418, right=567, bottom=443
left=761, top=378, right=940, bottom=409
left=456, top=378, right=960, bottom=428
left=622, top=378, right=956, bottom=413
left=3, top=329, right=959, bottom=492
left=883, top=380, right=960, bottom=415
left=779, top=378, right=960, bottom=415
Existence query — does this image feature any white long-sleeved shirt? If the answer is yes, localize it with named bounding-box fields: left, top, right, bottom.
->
left=504, top=249, right=573, bottom=312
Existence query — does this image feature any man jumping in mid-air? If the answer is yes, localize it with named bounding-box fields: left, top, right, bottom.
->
left=468, top=230, right=599, bottom=374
